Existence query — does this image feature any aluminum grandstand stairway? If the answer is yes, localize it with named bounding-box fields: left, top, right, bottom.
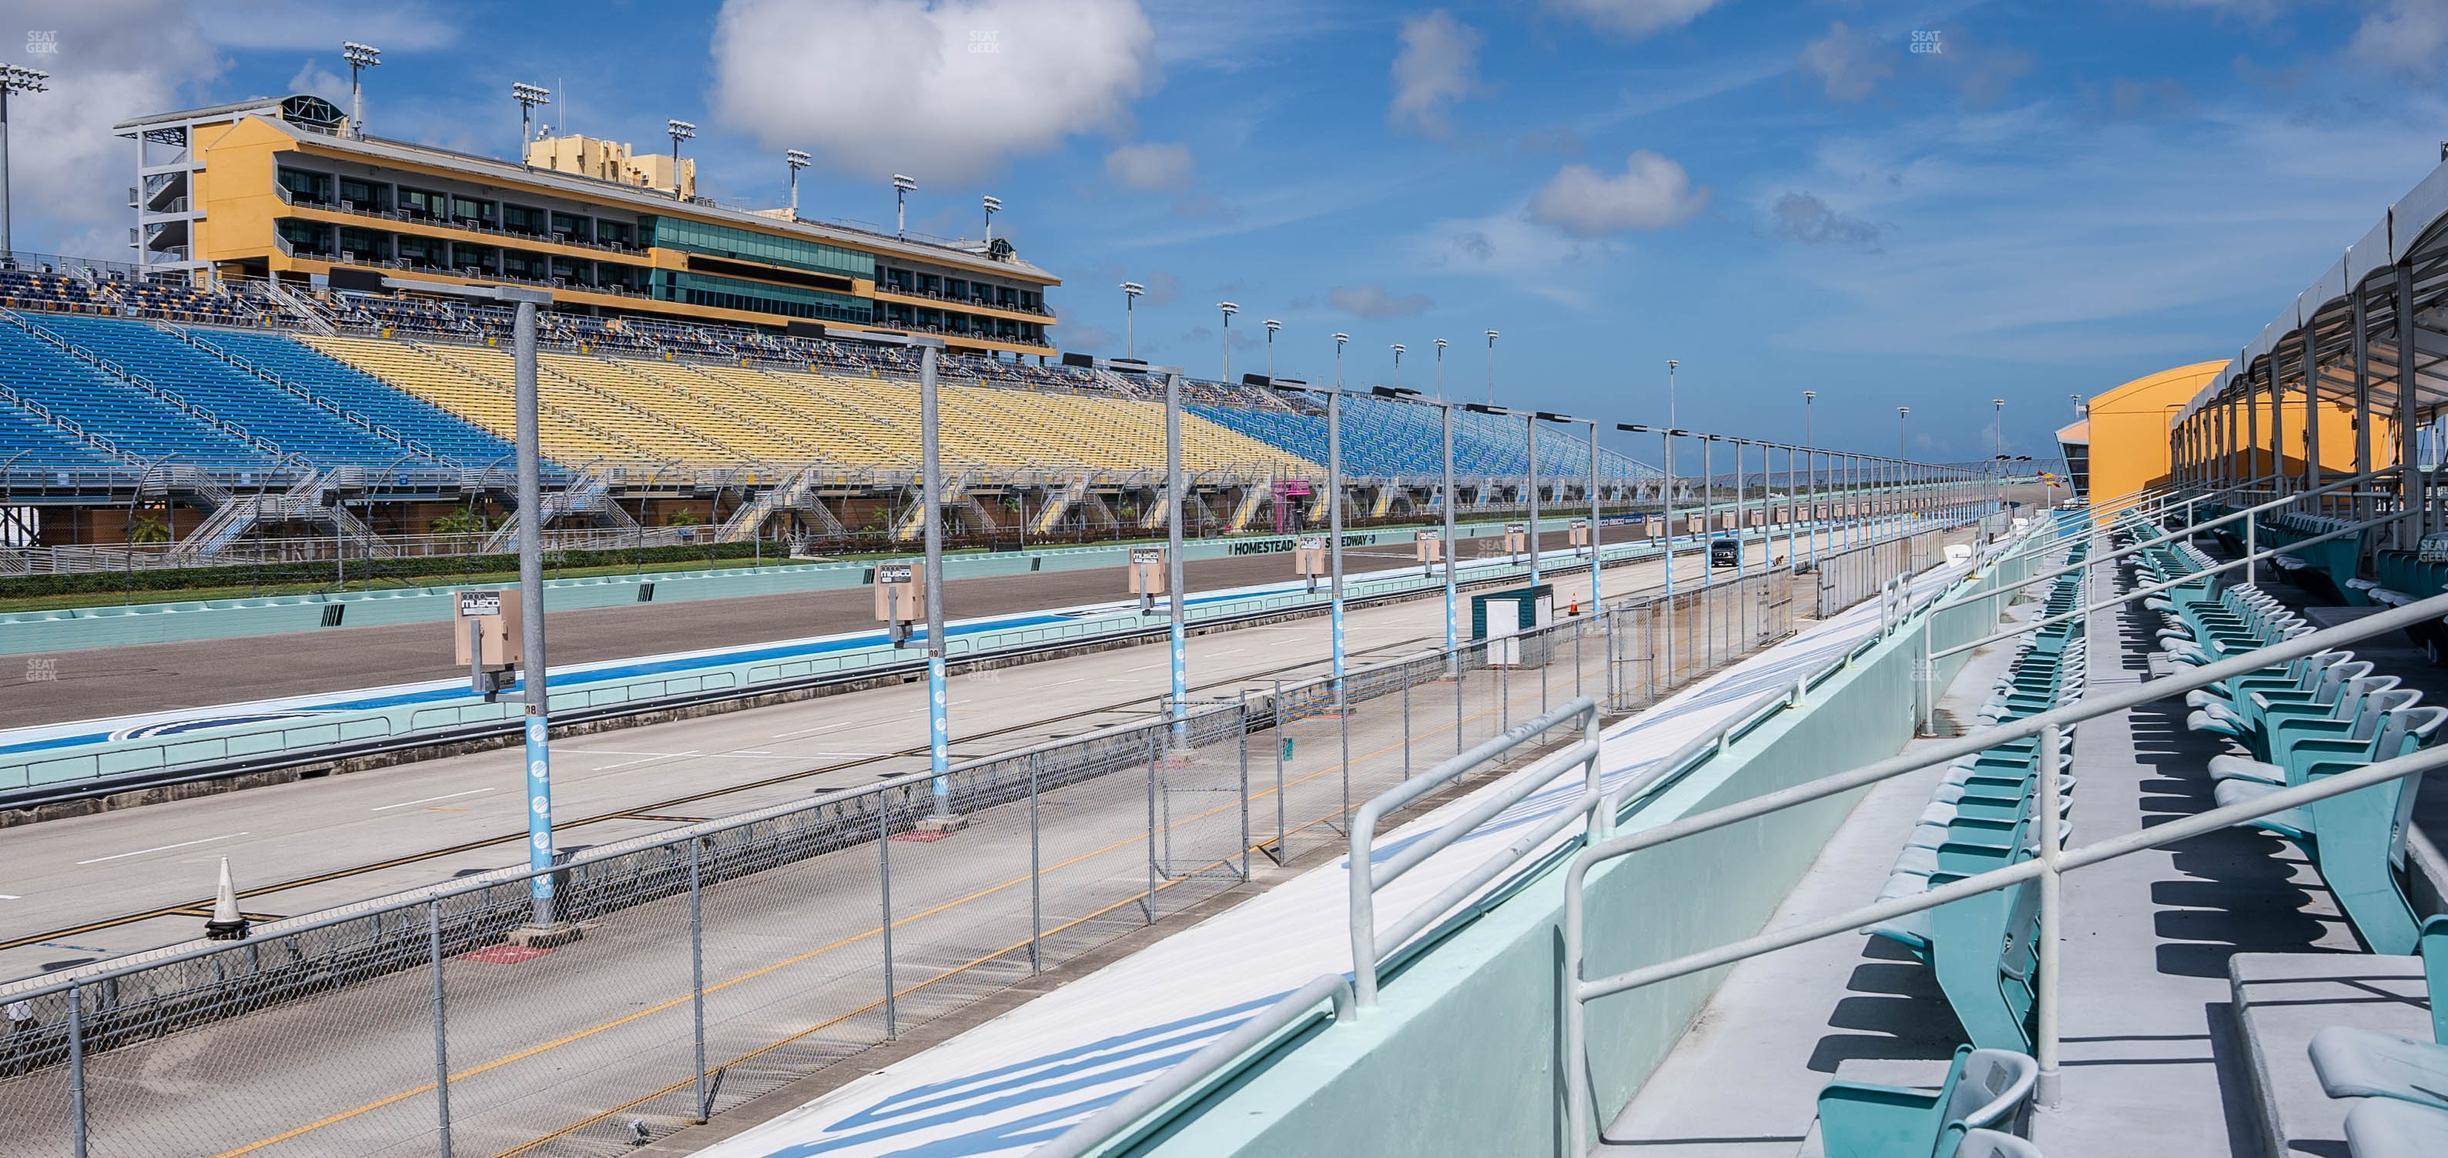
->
left=170, top=469, right=385, bottom=562
left=1033, top=472, right=1117, bottom=535
left=717, top=465, right=848, bottom=543
left=481, top=471, right=638, bottom=551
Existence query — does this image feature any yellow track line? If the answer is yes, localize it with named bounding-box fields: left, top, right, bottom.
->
left=214, top=693, right=1517, bottom=1157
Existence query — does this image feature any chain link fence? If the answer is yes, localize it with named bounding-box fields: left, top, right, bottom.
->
left=0, top=526, right=1957, bottom=1156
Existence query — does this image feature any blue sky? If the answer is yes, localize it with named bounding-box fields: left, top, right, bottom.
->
left=9, top=0, right=2447, bottom=463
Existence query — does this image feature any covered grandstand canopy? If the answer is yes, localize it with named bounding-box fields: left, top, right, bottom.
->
left=2172, top=157, right=2448, bottom=438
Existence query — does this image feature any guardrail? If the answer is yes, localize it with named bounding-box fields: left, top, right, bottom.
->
left=1348, top=698, right=1602, bottom=1006
left=1036, top=505, right=2050, bottom=1156
left=1556, top=546, right=2448, bottom=1155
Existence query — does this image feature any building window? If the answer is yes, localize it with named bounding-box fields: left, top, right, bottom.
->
left=449, top=241, right=496, bottom=275
left=638, top=215, right=875, bottom=280
left=395, top=235, right=443, bottom=267
left=596, top=220, right=634, bottom=249
left=549, top=211, right=592, bottom=243
left=502, top=204, right=545, bottom=236
left=277, top=167, right=333, bottom=206
left=448, top=196, right=495, bottom=228
left=276, top=218, right=333, bottom=256
left=398, top=186, right=442, bottom=219
left=337, top=227, right=387, bottom=262
left=336, top=177, right=384, bottom=211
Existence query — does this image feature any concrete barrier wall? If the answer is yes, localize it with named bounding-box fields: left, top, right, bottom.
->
left=0, top=518, right=1580, bottom=656
left=1140, top=540, right=2042, bottom=1156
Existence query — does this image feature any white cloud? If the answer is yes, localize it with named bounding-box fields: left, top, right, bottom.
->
left=1104, top=141, right=1194, bottom=191
left=5, top=1, right=224, bottom=259
left=1329, top=284, right=1433, bottom=318
left=1799, top=21, right=1891, bottom=103
left=286, top=59, right=350, bottom=104
left=1544, top=0, right=1720, bottom=39
left=708, top=0, right=1155, bottom=181
left=1528, top=151, right=1708, bottom=236
left=1389, top=9, right=1480, bottom=136
left=2350, top=0, right=2448, bottom=76
left=1408, top=206, right=1616, bottom=308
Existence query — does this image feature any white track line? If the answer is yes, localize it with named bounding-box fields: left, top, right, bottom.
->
left=370, top=787, right=496, bottom=812
left=76, top=832, right=250, bottom=865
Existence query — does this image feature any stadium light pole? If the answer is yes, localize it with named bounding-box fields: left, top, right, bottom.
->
left=1163, top=368, right=1189, bottom=743
left=1623, top=422, right=1678, bottom=682
left=1484, top=329, right=1499, bottom=405
left=1467, top=402, right=1539, bottom=587
left=785, top=150, right=811, bottom=216
left=389, top=277, right=560, bottom=933
left=665, top=120, right=696, bottom=201
left=892, top=173, right=916, bottom=237
left=1218, top=301, right=1237, bottom=382
left=1380, top=385, right=1459, bottom=660
left=982, top=194, right=1000, bottom=244
left=1433, top=338, right=1448, bottom=399
left=1896, top=407, right=1910, bottom=537
left=1698, top=434, right=1718, bottom=593
left=1120, top=281, right=1143, bottom=359
left=1666, top=358, right=1680, bottom=431
left=1992, top=397, right=2007, bottom=522
left=1802, top=390, right=1818, bottom=567
left=1391, top=343, right=1405, bottom=390
left=915, top=338, right=961, bottom=828
left=1263, top=318, right=1280, bottom=379
left=0, top=65, right=46, bottom=258
left=512, top=83, right=550, bottom=168
left=1539, top=410, right=1605, bottom=617
left=1330, top=334, right=1349, bottom=680
left=340, top=42, right=378, bottom=140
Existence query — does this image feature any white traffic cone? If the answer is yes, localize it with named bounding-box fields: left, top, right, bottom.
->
left=203, top=856, right=249, bottom=941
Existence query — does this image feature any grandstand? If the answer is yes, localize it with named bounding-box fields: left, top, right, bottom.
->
left=0, top=272, right=1651, bottom=560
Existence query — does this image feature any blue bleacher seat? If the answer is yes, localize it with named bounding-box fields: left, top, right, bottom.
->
left=186, top=327, right=521, bottom=468
left=21, top=313, right=424, bottom=468
left=0, top=402, right=118, bottom=470
left=1189, top=395, right=1652, bottom=480
left=0, top=317, right=275, bottom=472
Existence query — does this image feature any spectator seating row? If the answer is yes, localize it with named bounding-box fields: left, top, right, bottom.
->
left=23, top=313, right=410, bottom=467
left=1811, top=520, right=2092, bottom=1157
left=298, top=335, right=1319, bottom=476
left=2121, top=503, right=2448, bottom=1158
left=1864, top=533, right=2090, bottom=1053
left=2152, top=530, right=2444, bottom=957
left=2259, top=510, right=2364, bottom=604
left=0, top=315, right=278, bottom=472
left=1189, top=393, right=1652, bottom=481
left=185, top=328, right=518, bottom=467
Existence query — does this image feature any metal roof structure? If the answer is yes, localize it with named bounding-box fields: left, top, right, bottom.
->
left=2174, top=157, right=2448, bottom=425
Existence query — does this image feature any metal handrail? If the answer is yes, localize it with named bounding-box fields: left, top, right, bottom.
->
left=1558, top=576, right=2448, bottom=1155
left=1934, top=467, right=2399, bottom=612
left=1929, top=505, right=2402, bottom=666
left=1348, top=697, right=1601, bottom=1007
left=1039, top=515, right=2038, bottom=1157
